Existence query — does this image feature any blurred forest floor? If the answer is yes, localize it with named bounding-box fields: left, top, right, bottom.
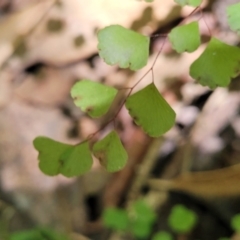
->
left=0, top=0, right=240, bottom=240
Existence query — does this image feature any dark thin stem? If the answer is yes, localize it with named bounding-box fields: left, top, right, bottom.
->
left=178, top=5, right=202, bottom=26
left=151, top=69, right=154, bottom=83
left=201, top=10, right=212, bottom=36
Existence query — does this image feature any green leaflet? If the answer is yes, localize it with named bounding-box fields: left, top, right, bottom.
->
left=97, top=25, right=149, bottom=71
left=125, top=83, right=176, bottom=137
left=227, top=2, right=240, bottom=35
left=168, top=22, right=200, bottom=53
left=93, top=131, right=128, bottom=172
left=131, top=200, right=157, bottom=238
left=103, top=200, right=156, bottom=238
left=33, top=137, right=93, bottom=177
left=190, top=37, right=240, bottom=88
left=168, top=204, right=198, bottom=233
left=102, top=207, right=129, bottom=231
left=71, top=79, right=117, bottom=118
left=60, top=142, right=93, bottom=177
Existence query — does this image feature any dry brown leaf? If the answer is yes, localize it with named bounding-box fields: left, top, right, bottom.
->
left=149, top=163, right=240, bottom=197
